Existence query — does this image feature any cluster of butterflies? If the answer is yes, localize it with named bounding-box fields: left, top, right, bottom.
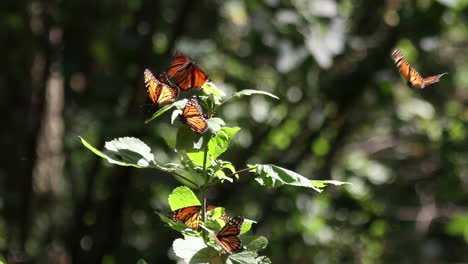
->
left=391, top=48, right=447, bottom=89
left=144, top=52, right=210, bottom=134
left=154, top=49, right=446, bottom=255
left=168, top=205, right=244, bottom=255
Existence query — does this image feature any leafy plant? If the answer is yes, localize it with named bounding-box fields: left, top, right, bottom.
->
left=81, top=69, right=348, bottom=263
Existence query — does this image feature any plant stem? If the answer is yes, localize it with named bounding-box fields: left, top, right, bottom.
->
left=201, top=141, right=209, bottom=241
left=211, top=94, right=235, bottom=114
left=206, top=166, right=256, bottom=187
left=170, top=171, right=198, bottom=187
left=224, top=167, right=255, bottom=179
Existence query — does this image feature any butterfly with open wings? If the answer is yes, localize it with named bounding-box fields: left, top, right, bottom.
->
left=168, top=205, right=229, bottom=231
left=179, top=96, right=209, bottom=134
left=167, top=52, right=209, bottom=91
left=144, top=69, right=179, bottom=107
left=391, top=48, right=447, bottom=89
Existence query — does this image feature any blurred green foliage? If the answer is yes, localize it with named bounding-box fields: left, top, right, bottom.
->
left=1, top=0, right=468, bottom=263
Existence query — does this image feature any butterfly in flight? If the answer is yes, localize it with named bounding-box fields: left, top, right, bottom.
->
left=168, top=205, right=229, bottom=231
left=167, top=52, right=209, bottom=91
left=179, top=96, right=209, bottom=134
left=144, top=69, right=179, bottom=107
left=212, top=216, right=244, bottom=255
left=391, top=48, right=447, bottom=89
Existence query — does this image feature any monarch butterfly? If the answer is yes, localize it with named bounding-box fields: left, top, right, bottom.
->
left=212, top=216, right=244, bottom=255
left=167, top=52, right=209, bottom=91
left=179, top=96, right=209, bottom=134
left=144, top=69, right=179, bottom=107
left=168, top=205, right=229, bottom=231
left=391, top=48, right=447, bottom=89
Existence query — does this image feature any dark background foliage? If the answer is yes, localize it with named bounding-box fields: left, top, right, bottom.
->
left=1, top=0, right=468, bottom=263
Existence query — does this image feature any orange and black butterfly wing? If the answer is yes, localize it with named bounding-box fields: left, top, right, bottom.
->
left=391, top=49, right=424, bottom=88
left=180, top=96, right=209, bottom=134
left=422, top=73, right=448, bottom=87
left=190, top=66, right=209, bottom=89
left=215, top=216, right=244, bottom=254
left=167, top=52, right=208, bottom=91
left=168, top=206, right=202, bottom=230
left=392, top=49, right=447, bottom=88
left=144, top=69, right=162, bottom=103
left=144, top=70, right=179, bottom=107
left=155, top=73, right=179, bottom=105
left=168, top=205, right=220, bottom=231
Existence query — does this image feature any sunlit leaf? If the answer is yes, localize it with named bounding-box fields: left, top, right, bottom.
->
left=241, top=236, right=268, bottom=252
left=311, top=180, right=351, bottom=188
left=208, top=126, right=240, bottom=160
left=240, top=218, right=255, bottom=235
left=176, top=127, right=210, bottom=167
left=172, top=237, right=224, bottom=264
left=207, top=117, right=226, bottom=133
left=447, top=214, right=468, bottom=241
left=227, top=251, right=259, bottom=264
left=232, top=89, right=279, bottom=100
left=168, top=186, right=201, bottom=211
left=80, top=137, right=158, bottom=169
left=203, top=81, right=225, bottom=99
left=248, top=164, right=322, bottom=192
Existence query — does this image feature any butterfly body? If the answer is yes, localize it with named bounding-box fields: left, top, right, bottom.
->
left=213, top=216, right=244, bottom=255
left=179, top=96, right=209, bottom=134
left=167, top=52, right=209, bottom=91
left=391, top=48, right=447, bottom=89
left=144, top=69, right=179, bottom=107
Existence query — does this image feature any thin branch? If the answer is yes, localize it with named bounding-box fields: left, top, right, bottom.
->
left=224, top=167, right=255, bottom=179
left=170, top=171, right=198, bottom=188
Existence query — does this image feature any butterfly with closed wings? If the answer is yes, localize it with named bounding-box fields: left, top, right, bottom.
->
left=391, top=48, right=447, bottom=89
left=212, top=216, right=244, bottom=255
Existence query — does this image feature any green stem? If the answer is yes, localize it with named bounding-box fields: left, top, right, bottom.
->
left=200, top=142, right=209, bottom=241
left=211, top=94, right=236, bottom=114
left=206, top=166, right=256, bottom=187
left=170, top=171, right=198, bottom=187
left=224, top=167, right=256, bottom=179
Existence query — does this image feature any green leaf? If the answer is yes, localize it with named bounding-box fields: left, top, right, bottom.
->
left=168, top=186, right=201, bottom=211
left=207, top=117, right=226, bottom=133
left=203, top=81, right=225, bottom=99
left=176, top=126, right=210, bottom=167
left=135, top=259, right=147, bottom=264
left=80, top=137, right=157, bottom=168
left=173, top=237, right=224, bottom=264
left=311, top=180, right=351, bottom=189
left=240, top=219, right=255, bottom=235
left=446, top=214, right=468, bottom=239
left=208, top=127, right=240, bottom=161
left=213, top=169, right=233, bottom=182
left=232, top=89, right=279, bottom=100
left=226, top=251, right=259, bottom=264
left=210, top=207, right=228, bottom=220
left=249, top=164, right=322, bottom=192
left=241, top=236, right=268, bottom=251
